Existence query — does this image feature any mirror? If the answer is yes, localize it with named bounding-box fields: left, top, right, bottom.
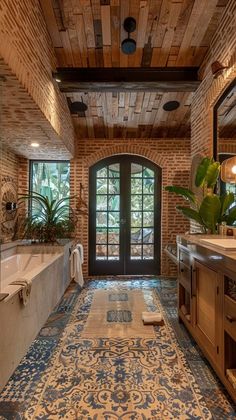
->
left=213, top=79, right=236, bottom=225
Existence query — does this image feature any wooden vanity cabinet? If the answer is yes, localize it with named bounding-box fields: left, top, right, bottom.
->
left=177, top=237, right=236, bottom=403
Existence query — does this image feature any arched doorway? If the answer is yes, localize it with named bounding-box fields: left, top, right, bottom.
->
left=89, top=155, right=161, bottom=275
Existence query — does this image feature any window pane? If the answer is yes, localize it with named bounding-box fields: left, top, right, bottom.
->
left=96, top=245, right=107, bottom=260
left=96, top=212, right=107, bottom=227
left=131, top=245, right=142, bottom=260
left=143, top=245, right=154, bottom=260
left=143, top=167, right=154, bottom=178
left=97, top=195, right=107, bottom=210
left=143, top=212, right=154, bottom=227
left=108, top=229, right=119, bottom=244
left=108, top=245, right=119, bottom=260
left=97, top=178, right=107, bottom=194
left=97, top=168, right=108, bottom=178
left=131, top=228, right=142, bottom=244
left=143, top=195, right=154, bottom=211
left=143, top=228, right=154, bottom=243
left=131, top=211, right=142, bottom=227
left=108, top=195, right=120, bottom=211
left=108, top=212, right=120, bottom=227
left=131, top=178, right=142, bottom=194
left=143, top=178, right=154, bottom=194
left=131, top=163, right=142, bottom=177
left=131, top=194, right=142, bottom=210
left=109, top=178, right=120, bottom=194
left=96, top=229, right=107, bottom=244
left=31, top=161, right=70, bottom=216
left=109, top=164, right=120, bottom=177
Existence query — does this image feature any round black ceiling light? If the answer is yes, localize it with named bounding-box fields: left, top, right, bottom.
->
left=163, top=101, right=180, bottom=111
left=68, top=99, right=88, bottom=114
left=121, top=17, right=136, bottom=55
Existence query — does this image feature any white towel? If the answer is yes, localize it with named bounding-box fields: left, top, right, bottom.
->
left=70, top=248, right=84, bottom=287
left=77, top=243, right=84, bottom=264
left=10, top=278, right=32, bottom=306
left=142, top=311, right=163, bottom=323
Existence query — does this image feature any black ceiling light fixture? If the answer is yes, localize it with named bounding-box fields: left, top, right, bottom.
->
left=67, top=97, right=88, bottom=115
left=121, top=17, right=136, bottom=55
left=163, top=100, right=180, bottom=111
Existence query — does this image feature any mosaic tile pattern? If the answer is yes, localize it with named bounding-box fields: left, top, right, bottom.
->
left=0, top=278, right=235, bottom=420
left=109, top=293, right=128, bottom=302
left=107, top=309, right=132, bottom=322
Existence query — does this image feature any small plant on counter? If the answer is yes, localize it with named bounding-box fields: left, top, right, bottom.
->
left=18, top=191, right=76, bottom=243
left=165, top=157, right=236, bottom=233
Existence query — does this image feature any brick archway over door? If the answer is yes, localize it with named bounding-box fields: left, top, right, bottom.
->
left=71, top=138, right=191, bottom=277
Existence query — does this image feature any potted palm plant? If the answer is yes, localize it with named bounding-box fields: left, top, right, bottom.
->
left=165, top=157, right=236, bottom=233
left=18, top=191, right=76, bottom=243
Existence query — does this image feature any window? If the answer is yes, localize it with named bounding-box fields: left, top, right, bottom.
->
left=30, top=161, right=70, bottom=214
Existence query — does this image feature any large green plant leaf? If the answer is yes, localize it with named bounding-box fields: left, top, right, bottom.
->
left=195, top=157, right=213, bottom=187
left=176, top=206, right=203, bottom=226
left=205, top=162, right=220, bottom=189
left=220, top=192, right=235, bottom=217
left=199, top=194, right=221, bottom=233
left=226, top=205, right=236, bottom=225
left=165, top=186, right=195, bottom=203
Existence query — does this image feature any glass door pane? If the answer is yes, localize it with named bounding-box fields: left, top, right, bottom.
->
left=130, top=164, right=155, bottom=261
left=95, top=163, right=120, bottom=261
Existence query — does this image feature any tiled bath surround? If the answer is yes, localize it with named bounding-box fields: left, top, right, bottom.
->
left=0, top=241, right=72, bottom=392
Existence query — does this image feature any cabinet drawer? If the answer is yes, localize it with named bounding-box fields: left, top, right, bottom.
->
left=179, top=263, right=191, bottom=292
left=224, top=296, right=236, bottom=341
left=179, top=248, right=191, bottom=267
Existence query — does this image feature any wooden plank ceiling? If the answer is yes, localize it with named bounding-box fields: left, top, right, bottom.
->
left=40, top=0, right=229, bottom=139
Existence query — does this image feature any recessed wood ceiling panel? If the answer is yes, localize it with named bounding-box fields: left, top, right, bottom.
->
left=39, top=0, right=228, bottom=139
left=68, top=91, right=193, bottom=138
left=40, top=0, right=228, bottom=68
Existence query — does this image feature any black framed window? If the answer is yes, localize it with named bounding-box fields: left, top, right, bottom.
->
left=29, top=161, right=70, bottom=214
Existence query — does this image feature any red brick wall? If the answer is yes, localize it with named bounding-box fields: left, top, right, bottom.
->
left=71, top=138, right=191, bottom=277
left=0, top=146, right=19, bottom=242
left=0, top=0, right=75, bottom=155
left=191, top=0, right=236, bottom=158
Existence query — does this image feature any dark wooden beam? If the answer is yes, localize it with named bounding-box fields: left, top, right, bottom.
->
left=54, top=67, right=200, bottom=92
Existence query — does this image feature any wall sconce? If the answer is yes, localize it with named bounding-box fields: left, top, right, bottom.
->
left=6, top=202, right=17, bottom=212
left=221, top=156, right=236, bottom=183
left=211, top=61, right=229, bottom=79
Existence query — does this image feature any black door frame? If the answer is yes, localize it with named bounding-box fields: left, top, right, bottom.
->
left=89, top=155, right=162, bottom=276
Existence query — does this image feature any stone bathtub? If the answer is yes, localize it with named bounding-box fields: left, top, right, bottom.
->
left=0, top=241, right=72, bottom=392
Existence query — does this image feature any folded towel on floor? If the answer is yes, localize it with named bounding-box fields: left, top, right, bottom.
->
left=10, top=278, right=32, bottom=306
left=142, top=311, right=163, bottom=325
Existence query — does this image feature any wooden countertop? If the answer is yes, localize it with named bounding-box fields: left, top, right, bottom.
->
left=177, top=234, right=236, bottom=276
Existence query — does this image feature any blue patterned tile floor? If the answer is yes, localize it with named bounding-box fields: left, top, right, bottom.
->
left=0, top=278, right=235, bottom=419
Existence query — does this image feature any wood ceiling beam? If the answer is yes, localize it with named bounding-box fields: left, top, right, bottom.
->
left=54, top=67, right=200, bottom=92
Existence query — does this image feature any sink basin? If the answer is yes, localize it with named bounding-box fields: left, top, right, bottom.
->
left=200, top=238, right=236, bottom=250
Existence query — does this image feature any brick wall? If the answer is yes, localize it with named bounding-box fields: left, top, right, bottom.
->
left=0, top=0, right=75, bottom=156
left=71, top=138, right=191, bottom=277
left=0, top=146, right=19, bottom=242
left=191, top=0, right=236, bottom=158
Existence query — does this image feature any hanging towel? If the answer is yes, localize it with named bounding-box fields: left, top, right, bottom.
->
left=77, top=243, right=84, bottom=264
left=10, top=278, right=32, bottom=306
left=142, top=311, right=163, bottom=325
left=70, top=248, right=84, bottom=287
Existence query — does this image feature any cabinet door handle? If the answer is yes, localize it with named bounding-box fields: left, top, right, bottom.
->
left=226, top=315, right=235, bottom=323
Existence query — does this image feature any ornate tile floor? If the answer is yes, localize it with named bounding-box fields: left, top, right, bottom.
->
left=0, top=278, right=236, bottom=419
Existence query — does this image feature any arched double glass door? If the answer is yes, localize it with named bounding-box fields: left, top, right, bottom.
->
left=89, top=155, right=161, bottom=275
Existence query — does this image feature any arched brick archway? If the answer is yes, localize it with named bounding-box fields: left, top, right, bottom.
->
left=72, top=138, right=191, bottom=277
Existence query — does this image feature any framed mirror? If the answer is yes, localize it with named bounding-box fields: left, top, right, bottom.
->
left=213, top=79, right=236, bottom=225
